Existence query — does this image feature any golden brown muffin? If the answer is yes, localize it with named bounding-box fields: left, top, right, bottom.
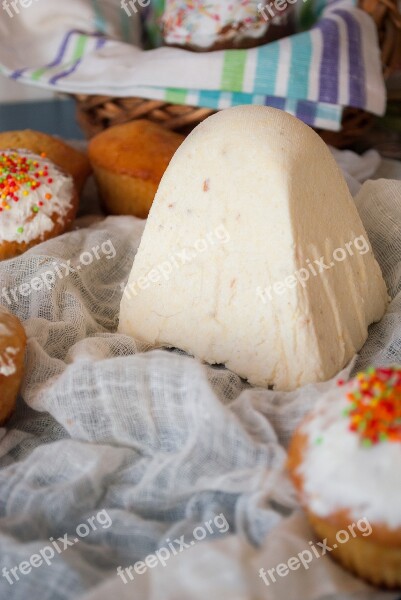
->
left=88, top=120, right=185, bottom=218
left=287, top=366, right=401, bottom=589
left=0, top=149, right=78, bottom=260
left=0, top=306, right=26, bottom=424
left=0, top=130, right=91, bottom=193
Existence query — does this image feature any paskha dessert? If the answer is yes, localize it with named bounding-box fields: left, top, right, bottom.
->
left=287, top=366, right=401, bottom=588
left=0, top=130, right=91, bottom=193
left=88, top=120, right=184, bottom=218
left=0, top=149, right=78, bottom=260
left=161, top=0, right=295, bottom=51
left=118, top=105, right=388, bottom=391
left=0, top=306, right=26, bottom=424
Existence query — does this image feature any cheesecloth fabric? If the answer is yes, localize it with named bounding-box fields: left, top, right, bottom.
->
left=0, top=149, right=400, bottom=600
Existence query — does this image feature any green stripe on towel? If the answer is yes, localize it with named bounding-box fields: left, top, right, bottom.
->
left=165, top=88, right=187, bottom=104
left=221, top=50, right=247, bottom=92
left=72, top=34, right=89, bottom=61
left=31, top=34, right=88, bottom=82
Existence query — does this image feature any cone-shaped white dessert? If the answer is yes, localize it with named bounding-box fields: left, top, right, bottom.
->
left=119, top=106, right=388, bottom=390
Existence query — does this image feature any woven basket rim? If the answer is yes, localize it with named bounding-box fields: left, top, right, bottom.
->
left=73, top=0, right=401, bottom=146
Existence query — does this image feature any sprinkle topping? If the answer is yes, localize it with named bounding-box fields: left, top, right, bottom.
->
left=0, top=150, right=54, bottom=234
left=162, top=0, right=277, bottom=48
left=343, top=366, right=401, bottom=446
left=0, top=149, right=74, bottom=245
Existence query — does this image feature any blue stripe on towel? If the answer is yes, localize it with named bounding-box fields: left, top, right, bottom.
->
left=198, top=90, right=225, bottom=107
left=316, top=102, right=341, bottom=123
left=288, top=32, right=313, bottom=99
left=264, top=96, right=286, bottom=110
left=316, top=17, right=339, bottom=104
left=91, top=0, right=107, bottom=33
left=254, top=42, right=280, bottom=96
left=296, top=100, right=317, bottom=124
left=334, top=9, right=366, bottom=108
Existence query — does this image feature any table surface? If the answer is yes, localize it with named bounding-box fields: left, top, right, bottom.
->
left=0, top=98, right=84, bottom=139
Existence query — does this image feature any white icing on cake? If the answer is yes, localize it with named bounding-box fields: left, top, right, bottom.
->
left=0, top=149, right=74, bottom=244
left=297, top=379, right=401, bottom=529
left=0, top=346, right=17, bottom=376
left=162, top=0, right=288, bottom=48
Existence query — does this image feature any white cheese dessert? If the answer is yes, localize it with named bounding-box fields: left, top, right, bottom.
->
left=119, top=106, right=388, bottom=390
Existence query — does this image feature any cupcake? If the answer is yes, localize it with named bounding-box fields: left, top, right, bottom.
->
left=288, top=366, right=401, bottom=589
left=88, top=120, right=184, bottom=219
left=0, top=130, right=91, bottom=194
left=161, top=0, right=295, bottom=52
left=0, top=149, right=78, bottom=260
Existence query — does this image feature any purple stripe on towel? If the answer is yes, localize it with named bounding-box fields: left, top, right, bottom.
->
left=49, top=36, right=106, bottom=85
left=334, top=9, right=366, bottom=108
left=10, top=68, right=28, bottom=80
left=11, top=29, right=77, bottom=80
left=264, top=97, right=286, bottom=110
left=316, top=18, right=339, bottom=104
left=296, top=101, right=317, bottom=124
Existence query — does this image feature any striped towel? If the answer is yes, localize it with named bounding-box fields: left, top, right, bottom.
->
left=0, top=0, right=385, bottom=131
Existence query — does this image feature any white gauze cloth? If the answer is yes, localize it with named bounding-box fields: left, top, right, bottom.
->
left=0, top=150, right=400, bottom=600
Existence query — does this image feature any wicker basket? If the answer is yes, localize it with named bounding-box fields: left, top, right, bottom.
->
left=74, top=0, right=401, bottom=147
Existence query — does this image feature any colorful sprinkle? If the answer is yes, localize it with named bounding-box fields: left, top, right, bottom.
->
left=343, top=366, right=401, bottom=445
left=162, top=0, right=271, bottom=47
left=0, top=150, right=55, bottom=224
